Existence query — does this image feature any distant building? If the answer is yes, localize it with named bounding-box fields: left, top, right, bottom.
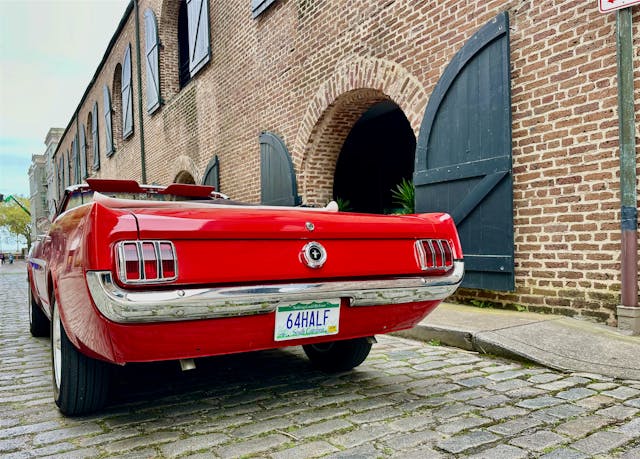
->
left=28, top=154, right=47, bottom=240
left=28, top=128, right=63, bottom=239
left=44, top=128, right=64, bottom=216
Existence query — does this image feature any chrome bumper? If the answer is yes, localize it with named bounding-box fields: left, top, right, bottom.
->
left=86, top=261, right=464, bottom=324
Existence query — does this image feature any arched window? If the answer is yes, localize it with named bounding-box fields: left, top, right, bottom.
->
left=86, top=113, right=93, bottom=173
left=178, top=0, right=210, bottom=88
left=112, top=64, right=123, bottom=150
left=66, top=150, right=72, bottom=186
left=103, top=86, right=114, bottom=156
left=92, top=102, right=100, bottom=170
left=178, top=1, right=190, bottom=87
left=144, top=8, right=161, bottom=113
left=122, top=44, right=134, bottom=139
left=80, top=123, right=88, bottom=179
left=72, top=137, right=79, bottom=184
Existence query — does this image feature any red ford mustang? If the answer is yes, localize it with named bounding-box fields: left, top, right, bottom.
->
left=28, top=178, right=463, bottom=415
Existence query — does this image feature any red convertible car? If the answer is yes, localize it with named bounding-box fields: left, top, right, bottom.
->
left=28, top=179, right=463, bottom=415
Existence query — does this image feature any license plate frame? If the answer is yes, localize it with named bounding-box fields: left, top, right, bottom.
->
left=274, top=300, right=340, bottom=342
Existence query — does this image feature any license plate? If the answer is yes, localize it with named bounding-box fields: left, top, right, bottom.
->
left=274, top=300, right=340, bottom=341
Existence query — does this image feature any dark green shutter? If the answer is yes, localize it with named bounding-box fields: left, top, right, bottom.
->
left=122, top=44, right=134, bottom=139
left=414, top=12, right=514, bottom=291
left=252, top=0, right=277, bottom=18
left=144, top=9, right=161, bottom=113
left=187, top=0, right=210, bottom=76
left=103, top=86, right=114, bottom=156
left=92, top=102, right=100, bottom=170
left=260, top=132, right=300, bottom=206
left=80, top=124, right=87, bottom=179
left=202, top=155, right=220, bottom=190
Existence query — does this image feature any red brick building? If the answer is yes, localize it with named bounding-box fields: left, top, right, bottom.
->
left=51, top=0, right=639, bottom=325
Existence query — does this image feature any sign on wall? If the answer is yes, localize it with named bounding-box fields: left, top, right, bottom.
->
left=599, top=0, right=640, bottom=12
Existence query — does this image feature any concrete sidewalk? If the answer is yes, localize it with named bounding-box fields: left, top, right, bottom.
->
left=396, top=302, right=640, bottom=380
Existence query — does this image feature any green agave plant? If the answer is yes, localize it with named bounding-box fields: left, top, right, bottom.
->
left=391, top=178, right=415, bottom=214
left=335, top=197, right=352, bottom=212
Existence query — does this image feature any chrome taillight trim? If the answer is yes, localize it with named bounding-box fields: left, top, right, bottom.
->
left=415, top=239, right=454, bottom=271
left=115, top=240, right=178, bottom=284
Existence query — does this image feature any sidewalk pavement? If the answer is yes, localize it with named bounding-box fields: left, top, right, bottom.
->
left=0, top=259, right=27, bottom=274
left=395, top=302, right=640, bottom=381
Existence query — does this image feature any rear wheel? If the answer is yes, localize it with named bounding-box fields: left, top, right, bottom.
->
left=303, top=337, right=373, bottom=372
left=29, top=287, right=49, bottom=337
left=51, top=299, right=110, bottom=415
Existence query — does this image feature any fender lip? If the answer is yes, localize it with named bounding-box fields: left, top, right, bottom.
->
left=86, top=261, right=464, bottom=324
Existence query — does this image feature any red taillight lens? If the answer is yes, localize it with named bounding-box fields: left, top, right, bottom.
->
left=122, top=243, right=141, bottom=281
left=142, top=242, right=158, bottom=280
left=159, top=242, right=176, bottom=278
left=116, top=241, right=177, bottom=284
left=416, top=239, right=454, bottom=271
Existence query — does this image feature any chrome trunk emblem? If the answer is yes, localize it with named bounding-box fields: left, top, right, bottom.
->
left=302, top=241, right=327, bottom=268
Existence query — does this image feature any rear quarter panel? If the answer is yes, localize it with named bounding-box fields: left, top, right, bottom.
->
left=52, top=203, right=138, bottom=362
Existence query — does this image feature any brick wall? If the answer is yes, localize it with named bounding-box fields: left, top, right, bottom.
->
left=52, top=0, right=639, bottom=324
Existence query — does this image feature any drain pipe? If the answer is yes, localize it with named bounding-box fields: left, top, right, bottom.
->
left=133, top=0, right=147, bottom=183
left=615, top=8, right=639, bottom=334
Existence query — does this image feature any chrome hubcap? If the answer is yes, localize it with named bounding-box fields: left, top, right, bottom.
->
left=52, top=304, right=62, bottom=390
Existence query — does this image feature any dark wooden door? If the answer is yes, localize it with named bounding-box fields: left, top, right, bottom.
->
left=415, top=12, right=514, bottom=291
left=260, top=132, right=301, bottom=206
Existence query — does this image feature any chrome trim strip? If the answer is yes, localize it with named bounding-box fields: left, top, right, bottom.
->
left=86, top=261, right=463, bottom=324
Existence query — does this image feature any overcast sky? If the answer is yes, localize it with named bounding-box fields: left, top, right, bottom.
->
left=0, top=0, right=130, bottom=198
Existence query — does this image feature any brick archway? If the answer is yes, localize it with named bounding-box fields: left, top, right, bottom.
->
left=170, top=155, right=201, bottom=184
left=294, top=57, right=428, bottom=206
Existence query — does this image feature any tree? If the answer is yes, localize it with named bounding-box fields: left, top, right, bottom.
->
left=0, top=196, right=31, bottom=252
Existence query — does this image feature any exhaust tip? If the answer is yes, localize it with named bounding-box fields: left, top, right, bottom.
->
left=179, top=358, right=196, bottom=371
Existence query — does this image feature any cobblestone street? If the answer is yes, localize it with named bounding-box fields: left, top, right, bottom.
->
left=1, top=266, right=639, bottom=458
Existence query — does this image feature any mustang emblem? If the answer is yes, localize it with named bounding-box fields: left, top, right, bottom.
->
left=302, top=241, right=327, bottom=268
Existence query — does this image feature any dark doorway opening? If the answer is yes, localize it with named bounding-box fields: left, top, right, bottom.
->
left=333, top=101, right=415, bottom=214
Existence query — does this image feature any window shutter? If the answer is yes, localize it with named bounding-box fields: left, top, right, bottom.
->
left=144, top=9, right=161, bottom=114
left=202, top=155, right=220, bottom=190
left=187, top=0, right=210, bottom=76
left=66, top=150, right=71, bottom=186
left=92, top=102, right=100, bottom=170
left=80, top=124, right=87, bottom=179
left=71, top=139, right=78, bottom=185
left=252, top=0, right=277, bottom=18
left=103, top=85, right=114, bottom=156
left=59, top=157, right=64, bottom=192
left=122, top=44, right=134, bottom=139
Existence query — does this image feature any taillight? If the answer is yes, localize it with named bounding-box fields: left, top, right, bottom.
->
left=116, top=241, right=177, bottom=284
left=122, top=243, right=141, bottom=281
left=415, top=239, right=455, bottom=271
left=159, top=242, right=176, bottom=278
left=141, top=242, right=158, bottom=280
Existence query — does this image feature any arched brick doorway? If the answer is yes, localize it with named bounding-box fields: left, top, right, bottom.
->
left=300, top=88, right=416, bottom=211
left=334, top=100, right=415, bottom=213
left=174, top=171, right=195, bottom=184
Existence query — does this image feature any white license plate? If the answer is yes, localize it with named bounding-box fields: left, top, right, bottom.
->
left=274, top=300, right=340, bottom=341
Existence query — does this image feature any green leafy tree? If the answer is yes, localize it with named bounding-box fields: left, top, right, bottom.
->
left=0, top=196, right=31, bottom=251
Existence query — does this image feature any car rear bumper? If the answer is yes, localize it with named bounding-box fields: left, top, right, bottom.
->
left=86, top=261, right=464, bottom=324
